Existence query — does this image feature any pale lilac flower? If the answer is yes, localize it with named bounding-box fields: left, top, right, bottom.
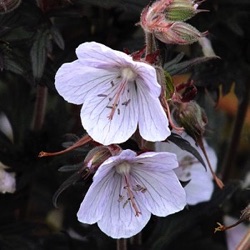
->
left=155, top=133, right=217, bottom=205
left=77, top=149, right=186, bottom=239
left=224, top=216, right=250, bottom=250
left=55, top=42, right=170, bottom=145
left=0, top=162, right=16, bottom=194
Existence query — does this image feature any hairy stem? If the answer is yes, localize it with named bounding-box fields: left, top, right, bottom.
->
left=145, top=32, right=156, bottom=56
left=116, top=239, right=127, bottom=250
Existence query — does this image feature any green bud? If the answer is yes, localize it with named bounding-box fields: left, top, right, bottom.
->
left=174, top=101, right=208, bottom=142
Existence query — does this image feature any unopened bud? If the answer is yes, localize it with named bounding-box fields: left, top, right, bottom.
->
left=165, top=0, right=207, bottom=21
left=174, top=101, right=208, bottom=141
left=241, top=204, right=250, bottom=222
left=140, top=0, right=207, bottom=45
left=0, top=0, right=22, bottom=14
left=156, top=21, right=207, bottom=45
left=84, top=145, right=121, bottom=172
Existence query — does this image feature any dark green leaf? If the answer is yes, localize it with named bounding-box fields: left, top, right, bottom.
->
left=168, top=133, right=206, bottom=169
left=50, top=27, right=65, bottom=50
left=165, top=56, right=220, bottom=76
left=30, top=29, right=49, bottom=79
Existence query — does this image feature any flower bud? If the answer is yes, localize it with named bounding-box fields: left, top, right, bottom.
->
left=84, top=145, right=121, bottom=172
left=165, top=0, right=207, bottom=21
left=173, top=101, right=208, bottom=141
left=0, top=0, right=21, bottom=14
left=155, top=21, right=207, bottom=45
left=240, top=204, right=250, bottom=222
left=140, top=0, right=207, bottom=45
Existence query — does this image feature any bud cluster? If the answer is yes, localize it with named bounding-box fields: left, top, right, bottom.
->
left=140, top=0, right=207, bottom=45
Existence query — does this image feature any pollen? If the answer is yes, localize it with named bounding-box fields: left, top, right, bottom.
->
left=121, top=67, right=137, bottom=82
left=115, top=162, right=131, bottom=175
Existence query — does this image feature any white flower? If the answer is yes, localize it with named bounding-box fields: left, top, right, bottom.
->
left=55, top=42, right=170, bottom=145
left=224, top=216, right=250, bottom=250
left=77, top=149, right=186, bottom=239
left=155, top=133, right=217, bottom=205
left=0, top=162, right=16, bottom=194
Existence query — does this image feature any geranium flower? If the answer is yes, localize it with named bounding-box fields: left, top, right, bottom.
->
left=55, top=42, right=170, bottom=145
left=224, top=216, right=250, bottom=250
left=77, top=149, right=186, bottom=239
left=155, top=133, right=217, bottom=205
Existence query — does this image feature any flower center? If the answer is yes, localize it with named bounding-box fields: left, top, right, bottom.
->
left=121, top=67, right=137, bottom=82
left=115, top=162, right=131, bottom=175
left=115, top=161, right=142, bottom=216
left=106, top=67, right=137, bottom=120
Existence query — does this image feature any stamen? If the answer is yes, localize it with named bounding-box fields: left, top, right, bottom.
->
left=97, top=94, right=108, bottom=97
left=124, top=175, right=141, bottom=216
left=122, top=99, right=131, bottom=106
left=107, top=81, right=127, bottom=120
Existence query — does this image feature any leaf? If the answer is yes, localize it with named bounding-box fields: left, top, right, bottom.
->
left=168, top=133, right=206, bottom=169
left=165, top=56, right=220, bottom=76
left=52, top=172, right=82, bottom=207
left=58, top=163, right=82, bottom=172
left=30, top=28, right=49, bottom=80
left=50, top=26, right=65, bottom=50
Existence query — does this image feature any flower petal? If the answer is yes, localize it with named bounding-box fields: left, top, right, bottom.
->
left=134, top=151, right=179, bottom=171
left=76, top=42, right=162, bottom=97
left=97, top=172, right=151, bottom=239
left=80, top=79, right=139, bottom=145
left=133, top=62, right=161, bottom=97
left=181, top=167, right=214, bottom=205
left=137, top=83, right=170, bottom=142
left=76, top=42, right=134, bottom=69
left=55, top=61, right=117, bottom=105
left=77, top=165, right=115, bottom=224
left=131, top=156, right=186, bottom=216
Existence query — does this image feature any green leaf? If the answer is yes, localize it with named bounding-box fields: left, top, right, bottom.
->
left=50, top=27, right=65, bottom=50
left=165, top=55, right=220, bottom=76
left=30, top=29, right=49, bottom=80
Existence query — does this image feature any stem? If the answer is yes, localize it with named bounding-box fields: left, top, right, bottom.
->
left=197, top=137, right=224, bottom=189
left=31, top=84, right=48, bottom=131
left=145, top=32, right=156, bottom=56
left=220, top=80, right=250, bottom=182
left=130, top=232, right=142, bottom=246
left=116, top=239, right=127, bottom=250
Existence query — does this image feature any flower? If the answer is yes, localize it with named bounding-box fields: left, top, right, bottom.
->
left=224, top=216, right=250, bottom=250
left=55, top=42, right=170, bottom=145
left=155, top=133, right=217, bottom=205
left=77, top=149, right=186, bottom=238
left=0, top=162, right=16, bottom=194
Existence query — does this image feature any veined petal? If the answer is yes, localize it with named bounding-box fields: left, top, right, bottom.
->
left=180, top=167, right=213, bottom=205
left=133, top=62, right=161, bottom=97
left=133, top=152, right=179, bottom=171
left=55, top=61, right=117, bottom=105
left=97, top=172, right=151, bottom=239
left=76, top=42, right=161, bottom=97
left=132, top=167, right=186, bottom=216
left=76, top=42, right=134, bottom=69
left=77, top=167, right=115, bottom=224
left=80, top=79, right=139, bottom=145
left=137, top=83, right=170, bottom=142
